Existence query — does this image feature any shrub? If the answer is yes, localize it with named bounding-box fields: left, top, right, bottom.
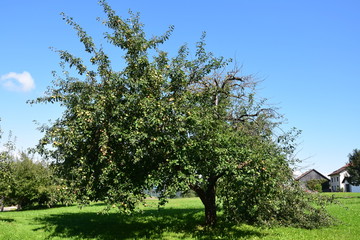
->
left=218, top=158, right=335, bottom=229
left=306, top=179, right=328, bottom=192
left=9, top=152, right=74, bottom=209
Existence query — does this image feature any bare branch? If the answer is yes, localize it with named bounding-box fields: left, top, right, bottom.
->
left=225, top=75, right=244, bottom=82
left=228, top=108, right=273, bottom=122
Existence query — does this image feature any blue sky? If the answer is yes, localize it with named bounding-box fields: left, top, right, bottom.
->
left=1, top=0, right=359, bottom=175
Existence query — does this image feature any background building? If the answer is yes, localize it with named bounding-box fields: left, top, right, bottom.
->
left=295, top=169, right=330, bottom=192
left=328, top=164, right=360, bottom=192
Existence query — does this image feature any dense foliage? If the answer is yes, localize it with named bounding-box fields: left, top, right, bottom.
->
left=9, top=152, right=52, bottom=209
left=10, top=152, right=75, bottom=209
left=29, top=1, right=333, bottom=227
left=0, top=128, right=15, bottom=211
left=0, top=126, right=73, bottom=210
left=347, top=149, right=360, bottom=185
left=306, top=179, right=328, bottom=192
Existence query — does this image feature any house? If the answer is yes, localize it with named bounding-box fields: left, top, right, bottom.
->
left=328, top=164, right=360, bottom=192
left=295, top=169, right=330, bottom=192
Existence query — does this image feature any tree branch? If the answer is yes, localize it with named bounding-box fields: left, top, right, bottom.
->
left=237, top=160, right=251, bottom=169
left=189, top=183, right=206, bottom=201
left=228, top=108, right=272, bottom=122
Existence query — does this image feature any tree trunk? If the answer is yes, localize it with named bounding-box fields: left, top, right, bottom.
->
left=190, top=178, right=218, bottom=226
left=0, top=197, right=4, bottom=212
left=203, top=186, right=217, bottom=226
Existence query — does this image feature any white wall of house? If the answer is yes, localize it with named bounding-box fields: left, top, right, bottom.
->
left=329, top=171, right=349, bottom=192
left=329, top=170, right=360, bottom=192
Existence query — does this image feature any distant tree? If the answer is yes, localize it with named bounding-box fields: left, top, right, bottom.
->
left=29, top=1, right=333, bottom=227
left=9, top=152, right=52, bottom=209
left=0, top=126, right=16, bottom=211
left=8, top=151, right=75, bottom=209
left=347, top=149, right=360, bottom=185
left=0, top=158, right=11, bottom=211
left=0, top=122, right=72, bottom=210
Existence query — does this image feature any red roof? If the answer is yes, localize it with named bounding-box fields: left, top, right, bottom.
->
left=328, top=164, right=351, bottom=176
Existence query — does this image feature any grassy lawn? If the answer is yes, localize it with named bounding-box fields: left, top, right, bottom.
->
left=1, top=193, right=360, bottom=239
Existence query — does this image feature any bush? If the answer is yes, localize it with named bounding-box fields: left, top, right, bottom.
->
left=7, top=152, right=74, bottom=209
left=306, top=179, right=328, bottom=192
left=0, top=128, right=74, bottom=209
left=218, top=154, right=335, bottom=229
left=9, top=152, right=51, bottom=209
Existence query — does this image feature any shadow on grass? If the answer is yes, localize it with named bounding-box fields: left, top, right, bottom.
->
left=0, top=218, right=15, bottom=223
left=34, top=207, right=266, bottom=239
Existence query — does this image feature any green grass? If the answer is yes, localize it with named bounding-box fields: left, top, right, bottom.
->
left=1, top=193, right=360, bottom=239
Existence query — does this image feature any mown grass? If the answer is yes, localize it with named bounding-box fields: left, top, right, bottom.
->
left=1, top=193, right=360, bottom=239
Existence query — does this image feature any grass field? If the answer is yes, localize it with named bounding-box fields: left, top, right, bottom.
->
left=1, top=193, right=360, bottom=239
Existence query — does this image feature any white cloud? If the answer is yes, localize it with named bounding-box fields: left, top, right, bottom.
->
left=0, top=71, right=35, bottom=92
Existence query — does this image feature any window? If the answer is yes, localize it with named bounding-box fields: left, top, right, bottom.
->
left=337, top=177, right=339, bottom=182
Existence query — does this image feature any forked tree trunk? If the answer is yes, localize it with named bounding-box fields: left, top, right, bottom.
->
left=190, top=178, right=218, bottom=226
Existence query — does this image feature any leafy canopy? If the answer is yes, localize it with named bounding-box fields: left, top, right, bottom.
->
left=0, top=127, right=16, bottom=209
left=347, top=149, right=360, bottom=186
left=29, top=1, right=333, bottom=227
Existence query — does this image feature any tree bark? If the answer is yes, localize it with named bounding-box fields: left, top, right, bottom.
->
left=190, top=177, right=218, bottom=226
left=0, top=197, right=4, bottom=212
left=203, top=185, right=217, bottom=226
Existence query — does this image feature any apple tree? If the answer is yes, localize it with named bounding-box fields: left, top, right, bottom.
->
left=30, top=1, right=333, bottom=227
